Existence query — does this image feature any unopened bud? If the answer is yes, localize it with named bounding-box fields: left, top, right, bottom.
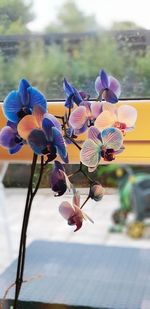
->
left=89, top=182, right=105, bottom=201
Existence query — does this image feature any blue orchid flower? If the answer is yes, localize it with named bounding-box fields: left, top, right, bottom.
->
left=3, top=79, right=47, bottom=123
left=17, top=105, right=68, bottom=163
left=63, top=78, right=82, bottom=108
left=0, top=121, right=24, bottom=154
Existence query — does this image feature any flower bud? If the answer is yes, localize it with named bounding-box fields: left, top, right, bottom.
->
left=89, top=182, right=105, bottom=201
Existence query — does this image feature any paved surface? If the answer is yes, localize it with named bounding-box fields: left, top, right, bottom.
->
left=1, top=185, right=150, bottom=308
left=1, top=241, right=150, bottom=309
left=1, top=185, right=150, bottom=275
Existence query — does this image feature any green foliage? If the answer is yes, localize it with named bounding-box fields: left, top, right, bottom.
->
left=0, top=0, right=34, bottom=34
left=111, top=21, right=142, bottom=30
left=46, top=0, right=100, bottom=33
left=0, top=29, right=150, bottom=99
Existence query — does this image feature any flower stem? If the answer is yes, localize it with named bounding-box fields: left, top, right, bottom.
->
left=65, top=135, right=82, bottom=150
left=80, top=195, right=90, bottom=209
left=13, top=154, right=44, bottom=309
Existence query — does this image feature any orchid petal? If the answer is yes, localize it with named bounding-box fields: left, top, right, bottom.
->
left=95, top=76, right=103, bottom=95
left=0, top=126, right=16, bottom=148
left=69, top=106, right=87, bottom=130
left=27, top=86, right=47, bottom=111
left=109, top=76, right=121, bottom=97
left=101, top=127, right=123, bottom=150
left=62, top=170, right=71, bottom=191
left=51, top=170, right=67, bottom=196
left=73, top=191, right=80, bottom=207
left=74, top=122, right=88, bottom=135
left=91, top=101, right=102, bottom=118
left=9, top=143, right=23, bottom=154
left=65, top=127, right=74, bottom=144
left=52, top=127, right=68, bottom=163
left=51, top=162, right=67, bottom=196
left=65, top=96, right=73, bottom=109
left=117, top=105, right=137, bottom=127
left=100, top=69, right=109, bottom=88
left=72, top=206, right=84, bottom=231
left=104, top=89, right=118, bottom=103
left=7, top=121, right=17, bottom=132
left=32, top=105, right=45, bottom=127
left=80, top=139, right=100, bottom=167
left=59, top=201, right=75, bottom=220
left=63, top=79, right=82, bottom=107
left=42, top=118, right=54, bottom=141
left=80, top=101, right=92, bottom=117
left=102, top=102, right=117, bottom=115
left=54, top=160, right=64, bottom=171
left=3, top=91, right=22, bottom=123
left=43, top=113, right=61, bottom=131
left=18, top=115, right=39, bottom=140
left=63, top=78, right=74, bottom=96
left=27, top=129, right=47, bottom=155
left=88, top=127, right=101, bottom=144
left=95, top=111, right=115, bottom=131
left=88, top=166, right=97, bottom=173
left=18, top=79, right=30, bottom=106
left=115, top=146, right=125, bottom=154
left=72, top=87, right=82, bottom=105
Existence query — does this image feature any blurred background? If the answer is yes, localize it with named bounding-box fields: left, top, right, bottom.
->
left=0, top=0, right=150, bottom=99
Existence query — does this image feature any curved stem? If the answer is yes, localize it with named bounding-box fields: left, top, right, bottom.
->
left=13, top=154, right=44, bottom=309
left=19, top=156, right=44, bottom=287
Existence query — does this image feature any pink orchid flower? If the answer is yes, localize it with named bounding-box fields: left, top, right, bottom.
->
left=59, top=191, right=94, bottom=232
left=95, top=102, right=137, bottom=133
left=69, top=101, right=102, bottom=134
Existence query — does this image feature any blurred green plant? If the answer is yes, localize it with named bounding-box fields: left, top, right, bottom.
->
left=0, top=0, right=34, bottom=34
left=0, top=31, right=150, bottom=99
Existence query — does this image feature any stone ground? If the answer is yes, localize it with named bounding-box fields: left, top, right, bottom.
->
left=1, top=184, right=150, bottom=276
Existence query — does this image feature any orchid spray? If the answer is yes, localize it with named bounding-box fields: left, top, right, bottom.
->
left=0, top=69, right=137, bottom=308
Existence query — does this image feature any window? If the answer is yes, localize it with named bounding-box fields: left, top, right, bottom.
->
left=0, top=0, right=150, bottom=99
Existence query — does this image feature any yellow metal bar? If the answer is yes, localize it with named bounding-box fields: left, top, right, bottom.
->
left=0, top=100, right=150, bottom=163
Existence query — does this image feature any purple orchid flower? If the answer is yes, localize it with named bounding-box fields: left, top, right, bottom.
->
left=17, top=105, right=68, bottom=163
left=3, top=79, right=47, bottom=123
left=50, top=160, right=71, bottom=196
left=63, top=78, right=82, bottom=108
left=0, top=121, right=24, bottom=154
left=95, top=69, right=121, bottom=103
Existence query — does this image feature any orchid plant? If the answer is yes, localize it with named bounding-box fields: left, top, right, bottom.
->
left=0, top=69, right=137, bottom=309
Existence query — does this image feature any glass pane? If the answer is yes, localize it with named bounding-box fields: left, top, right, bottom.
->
left=0, top=0, right=150, bottom=99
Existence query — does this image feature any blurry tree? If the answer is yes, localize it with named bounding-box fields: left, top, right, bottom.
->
left=46, top=0, right=100, bottom=33
left=111, top=21, right=143, bottom=30
left=0, top=0, right=34, bottom=34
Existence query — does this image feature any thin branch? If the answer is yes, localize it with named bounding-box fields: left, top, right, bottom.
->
left=80, top=196, right=90, bottom=209
left=65, top=135, right=82, bottom=150
left=80, top=168, right=93, bottom=183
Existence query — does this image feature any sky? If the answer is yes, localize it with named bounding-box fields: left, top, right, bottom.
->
left=27, top=0, right=150, bottom=32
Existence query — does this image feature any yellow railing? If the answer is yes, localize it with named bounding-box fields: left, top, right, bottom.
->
left=0, top=100, right=150, bottom=164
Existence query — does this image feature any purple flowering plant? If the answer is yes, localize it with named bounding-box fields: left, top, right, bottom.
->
left=0, top=69, right=137, bottom=308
